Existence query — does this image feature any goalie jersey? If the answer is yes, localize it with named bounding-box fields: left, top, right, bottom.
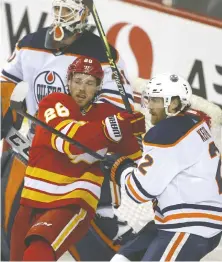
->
left=1, top=27, right=133, bottom=117
left=120, top=112, right=222, bottom=238
left=21, top=92, right=141, bottom=218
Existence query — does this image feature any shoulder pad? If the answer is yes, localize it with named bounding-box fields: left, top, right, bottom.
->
left=18, top=28, right=49, bottom=50
left=144, top=115, right=201, bottom=146
left=66, top=31, right=118, bottom=63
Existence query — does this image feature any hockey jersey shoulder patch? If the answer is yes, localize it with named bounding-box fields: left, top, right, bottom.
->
left=144, top=115, right=201, bottom=146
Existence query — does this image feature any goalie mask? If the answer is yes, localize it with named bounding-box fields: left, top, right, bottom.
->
left=141, top=73, right=192, bottom=116
left=45, top=0, right=89, bottom=49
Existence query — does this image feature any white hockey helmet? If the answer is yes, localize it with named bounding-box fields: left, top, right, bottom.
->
left=50, top=0, right=89, bottom=41
left=141, top=73, right=192, bottom=116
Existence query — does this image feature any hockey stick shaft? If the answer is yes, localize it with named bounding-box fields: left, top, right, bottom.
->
left=11, top=107, right=105, bottom=161
left=83, top=0, right=132, bottom=113
left=83, top=0, right=143, bottom=148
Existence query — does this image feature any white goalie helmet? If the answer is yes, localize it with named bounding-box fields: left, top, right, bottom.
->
left=141, top=73, right=192, bottom=116
left=50, top=0, right=89, bottom=41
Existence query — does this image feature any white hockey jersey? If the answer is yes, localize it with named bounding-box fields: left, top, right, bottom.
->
left=1, top=28, right=134, bottom=116
left=120, top=112, right=222, bottom=238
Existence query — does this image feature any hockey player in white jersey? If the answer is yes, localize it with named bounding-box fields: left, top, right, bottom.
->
left=1, top=0, right=137, bottom=260
left=102, top=73, right=222, bottom=261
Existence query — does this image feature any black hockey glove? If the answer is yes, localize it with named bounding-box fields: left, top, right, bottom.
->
left=101, top=153, right=136, bottom=185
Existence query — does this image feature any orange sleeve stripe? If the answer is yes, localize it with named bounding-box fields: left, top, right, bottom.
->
left=126, top=176, right=147, bottom=203
left=155, top=212, right=222, bottom=223
left=165, top=233, right=185, bottom=261
left=144, top=120, right=204, bottom=148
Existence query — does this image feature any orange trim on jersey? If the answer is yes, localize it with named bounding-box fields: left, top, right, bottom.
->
left=144, top=120, right=204, bottom=148
left=100, top=95, right=135, bottom=110
left=155, top=212, right=222, bottom=223
left=90, top=220, right=121, bottom=252
left=0, top=75, right=12, bottom=82
left=165, top=232, right=185, bottom=261
left=126, top=175, right=147, bottom=203
left=4, top=157, right=26, bottom=231
left=18, top=47, right=120, bottom=65
left=68, top=245, right=81, bottom=261
left=112, top=181, right=120, bottom=206
left=122, top=0, right=222, bottom=28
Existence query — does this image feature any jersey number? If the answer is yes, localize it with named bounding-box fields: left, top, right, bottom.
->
left=209, top=142, right=222, bottom=194
left=44, top=102, right=70, bottom=123
left=138, top=154, right=154, bottom=175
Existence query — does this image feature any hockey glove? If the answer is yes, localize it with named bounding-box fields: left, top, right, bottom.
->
left=101, top=153, right=136, bottom=185
left=103, top=111, right=145, bottom=143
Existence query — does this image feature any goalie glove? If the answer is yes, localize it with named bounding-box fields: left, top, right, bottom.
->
left=102, top=111, right=145, bottom=143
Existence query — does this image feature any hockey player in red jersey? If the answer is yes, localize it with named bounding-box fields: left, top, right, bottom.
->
left=1, top=0, right=138, bottom=260
left=102, top=73, right=222, bottom=262
left=10, top=56, right=145, bottom=261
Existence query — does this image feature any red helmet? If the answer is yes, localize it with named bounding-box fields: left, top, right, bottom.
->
left=67, top=56, right=104, bottom=81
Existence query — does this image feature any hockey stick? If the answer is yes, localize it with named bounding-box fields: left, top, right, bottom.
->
left=10, top=83, right=106, bottom=162
left=83, top=0, right=132, bottom=112
left=82, top=0, right=143, bottom=148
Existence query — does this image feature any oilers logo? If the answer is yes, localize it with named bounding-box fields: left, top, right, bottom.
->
left=34, top=71, right=67, bottom=103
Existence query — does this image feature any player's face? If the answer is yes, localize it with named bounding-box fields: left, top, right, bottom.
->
left=69, top=73, right=98, bottom=108
left=148, top=97, right=167, bottom=125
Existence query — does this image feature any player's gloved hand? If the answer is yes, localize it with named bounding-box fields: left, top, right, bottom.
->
left=101, top=153, right=136, bottom=185
left=102, top=111, right=145, bottom=143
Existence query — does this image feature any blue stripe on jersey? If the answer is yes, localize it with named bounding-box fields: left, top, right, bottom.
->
left=100, top=89, right=134, bottom=102
left=2, top=70, right=22, bottom=83
left=154, top=205, right=164, bottom=216
left=125, top=184, right=141, bottom=204
left=161, top=204, right=222, bottom=214
left=157, top=221, right=222, bottom=230
left=17, top=28, right=119, bottom=62
left=144, top=114, right=201, bottom=145
left=132, top=171, right=155, bottom=199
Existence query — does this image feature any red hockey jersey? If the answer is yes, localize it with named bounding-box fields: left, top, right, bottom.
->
left=21, top=93, right=141, bottom=218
